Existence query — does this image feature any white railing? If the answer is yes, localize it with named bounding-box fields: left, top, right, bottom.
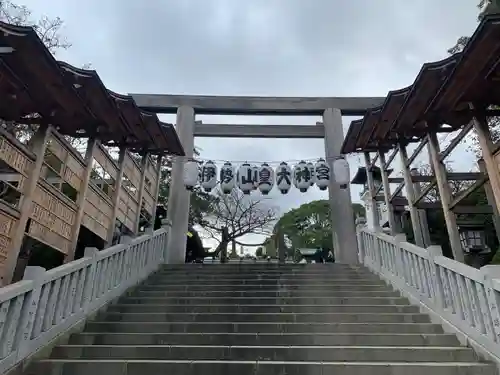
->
left=0, top=228, right=168, bottom=374
left=357, top=226, right=500, bottom=362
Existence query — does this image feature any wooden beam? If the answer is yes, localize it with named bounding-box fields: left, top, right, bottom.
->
left=194, top=123, right=325, bottom=138
left=107, top=147, right=127, bottom=244
left=2, top=125, right=52, bottom=286
left=439, top=121, right=473, bottom=161
left=364, top=152, right=380, bottom=229
left=131, top=94, right=386, bottom=116
left=406, top=139, right=428, bottom=167
left=416, top=202, right=441, bottom=209
left=66, top=137, right=98, bottom=262
left=412, top=180, right=437, bottom=206
left=370, top=153, right=379, bottom=169
left=378, top=151, right=398, bottom=233
left=390, top=181, right=405, bottom=202
left=398, top=143, right=425, bottom=247
left=134, top=153, right=149, bottom=234
left=471, top=105, right=500, bottom=214
left=410, top=172, right=484, bottom=182
left=150, top=155, right=163, bottom=228
left=479, top=159, right=500, bottom=243
left=388, top=177, right=404, bottom=184
left=428, top=132, right=464, bottom=262
left=385, top=149, right=399, bottom=170
left=449, top=176, right=488, bottom=210
left=452, top=205, right=493, bottom=214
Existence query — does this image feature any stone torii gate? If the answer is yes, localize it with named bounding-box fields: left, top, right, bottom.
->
left=131, top=94, right=385, bottom=264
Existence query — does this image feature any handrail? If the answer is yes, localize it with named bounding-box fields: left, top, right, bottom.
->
left=0, top=228, right=168, bottom=374
left=357, top=226, right=500, bottom=364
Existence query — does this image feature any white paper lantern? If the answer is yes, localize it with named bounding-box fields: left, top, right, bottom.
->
left=293, top=160, right=311, bottom=193
left=220, top=161, right=235, bottom=194
left=183, top=160, right=199, bottom=190
left=252, top=164, right=259, bottom=190
left=333, top=157, right=350, bottom=187
left=237, top=163, right=254, bottom=194
left=258, top=163, right=274, bottom=195
left=200, top=160, right=218, bottom=192
left=275, top=162, right=292, bottom=194
left=314, top=158, right=330, bottom=191
left=307, top=162, right=315, bottom=186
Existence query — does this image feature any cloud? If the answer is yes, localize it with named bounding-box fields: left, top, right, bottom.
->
left=21, top=0, right=480, bottom=250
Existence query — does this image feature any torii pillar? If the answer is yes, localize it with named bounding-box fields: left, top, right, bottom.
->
left=323, top=108, right=358, bottom=264
left=165, top=105, right=195, bottom=263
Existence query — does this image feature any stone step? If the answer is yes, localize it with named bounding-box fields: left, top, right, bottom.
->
left=27, top=359, right=497, bottom=375
left=68, top=332, right=461, bottom=347
left=159, top=265, right=360, bottom=271
left=147, top=277, right=382, bottom=284
left=107, top=303, right=419, bottom=314
left=151, top=272, right=375, bottom=278
left=142, top=280, right=387, bottom=288
left=118, top=296, right=410, bottom=305
left=131, top=290, right=401, bottom=298
left=99, top=312, right=431, bottom=324
left=84, top=321, right=445, bottom=334
left=50, top=345, right=478, bottom=362
left=139, top=284, right=391, bottom=292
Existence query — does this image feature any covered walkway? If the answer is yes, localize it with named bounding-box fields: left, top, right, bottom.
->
left=0, top=13, right=500, bottom=375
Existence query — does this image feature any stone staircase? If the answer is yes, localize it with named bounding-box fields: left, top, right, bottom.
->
left=25, top=263, right=496, bottom=375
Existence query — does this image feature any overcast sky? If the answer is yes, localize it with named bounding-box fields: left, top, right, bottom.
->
left=21, top=0, right=480, bottom=251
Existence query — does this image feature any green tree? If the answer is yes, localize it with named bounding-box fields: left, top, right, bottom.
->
left=271, top=200, right=365, bottom=254
left=156, top=151, right=215, bottom=226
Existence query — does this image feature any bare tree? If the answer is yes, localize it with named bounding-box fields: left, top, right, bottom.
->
left=413, top=162, right=490, bottom=223
left=447, top=0, right=500, bottom=156
left=0, top=1, right=71, bottom=53
left=202, top=188, right=278, bottom=258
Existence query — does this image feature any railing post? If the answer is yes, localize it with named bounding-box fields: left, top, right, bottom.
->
left=15, top=266, right=46, bottom=359
left=393, top=234, right=407, bottom=281
left=355, top=220, right=366, bottom=264
left=119, top=236, right=135, bottom=286
left=372, top=234, right=383, bottom=274
left=427, top=245, right=445, bottom=312
left=161, top=219, right=172, bottom=263
left=81, top=247, right=98, bottom=314
left=480, top=265, right=500, bottom=343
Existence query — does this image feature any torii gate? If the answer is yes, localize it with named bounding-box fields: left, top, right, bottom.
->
left=131, top=94, right=384, bottom=264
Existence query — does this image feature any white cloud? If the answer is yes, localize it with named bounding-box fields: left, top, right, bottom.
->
left=20, top=0, right=480, bottom=251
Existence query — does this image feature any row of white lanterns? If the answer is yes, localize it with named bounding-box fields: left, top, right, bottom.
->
left=183, top=158, right=350, bottom=195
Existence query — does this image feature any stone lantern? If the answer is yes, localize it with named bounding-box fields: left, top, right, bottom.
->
left=458, top=220, right=491, bottom=268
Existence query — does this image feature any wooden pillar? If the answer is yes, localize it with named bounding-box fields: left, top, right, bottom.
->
left=2, top=124, right=52, bottom=286
left=410, top=168, right=432, bottom=247
left=427, top=132, right=464, bottom=262
left=66, top=137, right=98, bottom=262
left=150, top=155, right=163, bottom=228
left=398, top=143, right=425, bottom=247
left=378, top=151, right=398, bottom=234
left=134, top=153, right=149, bottom=235
left=107, top=147, right=127, bottom=244
left=478, top=159, right=500, bottom=243
left=471, top=107, right=500, bottom=211
left=363, top=152, right=380, bottom=230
